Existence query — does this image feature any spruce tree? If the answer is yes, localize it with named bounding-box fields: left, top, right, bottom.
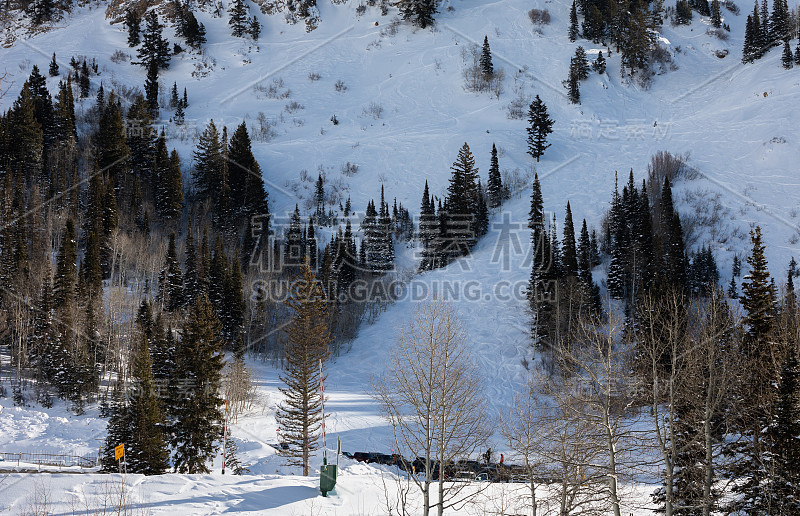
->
left=781, top=40, right=793, bottom=68
left=728, top=226, right=780, bottom=513
left=573, top=46, right=590, bottom=79
left=53, top=218, right=77, bottom=310
left=765, top=351, right=800, bottom=513
left=569, top=0, right=579, bottom=41
left=593, top=50, right=607, bottom=74
left=566, top=60, right=581, bottom=104
left=562, top=202, right=578, bottom=277
left=125, top=9, right=141, bottom=47
left=250, top=16, right=261, bottom=41
left=49, top=53, right=59, bottom=77
left=126, top=335, right=170, bottom=475
left=276, top=258, right=332, bottom=476
left=446, top=142, right=480, bottom=258
left=526, top=95, right=554, bottom=162
left=487, top=143, right=504, bottom=209
left=159, top=233, right=184, bottom=312
left=710, top=0, right=722, bottom=27
left=229, top=0, right=249, bottom=37
left=101, top=381, right=132, bottom=472
left=144, top=59, right=160, bottom=118
left=419, top=181, right=438, bottom=271
left=480, top=36, right=494, bottom=77
left=137, top=11, right=171, bottom=70
left=170, top=294, right=225, bottom=474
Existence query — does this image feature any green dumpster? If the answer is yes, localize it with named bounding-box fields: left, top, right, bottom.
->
left=320, top=458, right=337, bottom=497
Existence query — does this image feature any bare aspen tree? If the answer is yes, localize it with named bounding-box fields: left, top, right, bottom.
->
left=373, top=300, right=491, bottom=516
left=549, top=312, right=643, bottom=516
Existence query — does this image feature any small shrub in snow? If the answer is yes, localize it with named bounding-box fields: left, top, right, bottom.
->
left=251, top=112, right=277, bottom=142
left=356, top=3, right=367, bottom=16
left=362, top=102, right=383, bottom=119
left=707, top=27, right=729, bottom=41
left=285, top=101, right=304, bottom=113
left=528, top=9, right=551, bottom=25
left=341, top=162, right=359, bottom=176
left=308, top=71, right=321, bottom=81
left=335, top=79, right=347, bottom=92
left=110, top=50, right=128, bottom=63
left=507, top=91, right=531, bottom=120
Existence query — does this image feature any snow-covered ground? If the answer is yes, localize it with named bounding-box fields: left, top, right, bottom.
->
left=1, top=0, right=798, bottom=512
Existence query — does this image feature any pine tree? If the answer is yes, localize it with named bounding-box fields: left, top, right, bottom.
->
left=125, top=9, right=141, bottom=47
left=764, top=351, right=800, bottom=513
left=781, top=40, right=793, bottom=68
left=728, top=226, right=780, bottom=513
left=223, top=436, right=250, bottom=474
left=562, top=202, right=578, bottom=277
left=192, top=120, right=227, bottom=208
left=101, top=382, right=132, bottom=472
left=569, top=0, right=579, bottom=41
left=397, top=0, right=438, bottom=28
left=419, top=181, right=438, bottom=271
left=159, top=233, right=184, bottom=312
left=78, top=61, right=90, bottom=97
left=710, top=0, right=722, bottom=27
left=49, top=53, right=59, bottom=77
left=276, top=259, right=332, bottom=476
left=228, top=122, right=268, bottom=225
left=573, top=46, right=590, bottom=79
left=446, top=142, right=480, bottom=258
left=126, top=335, right=170, bottom=475
left=250, top=15, right=261, bottom=41
left=53, top=218, right=77, bottom=310
left=487, top=143, right=504, bottom=209
left=229, top=0, right=249, bottom=38
left=592, top=50, right=607, bottom=74
left=480, top=36, right=494, bottom=77
left=144, top=59, right=160, bottom=117
left=170, top=294, right=225, bottom=474
left=566, top=60, right=581, bottom=104
left=137, top=11, right=171, bottom=70
left=527, top=95, right=554, bottom=162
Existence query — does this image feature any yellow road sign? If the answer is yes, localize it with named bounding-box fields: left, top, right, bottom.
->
left=115, top=444, right=124, bottom=461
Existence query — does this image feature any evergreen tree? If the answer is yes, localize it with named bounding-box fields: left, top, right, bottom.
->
left=710, top=0, right=722, bottom=28
left=418, top=181, right=438, bottom=271
left=764, top=351, right=800, bottom=513
left=170, top=294, right=225, bottom=474
left=566, top=60, right=581, bottom=104
left=101, top=382, right=132, bottom=472
left=126, top=335, right=170, bottom=475
left=781, top=40, right=793, bottom=68
left=137, top=11, right=171, bottom=70
left=276, top=259, right=332, bottom=476
left=250, top=15, right=261, bottom=41
left=229, top=0, right=249, bottom=37
left=475, top=182, right=489, bottom=239
left=574, top=46, right=590, bottom=79
left=480, top=36, right=494, bottom=77
left=592, top=50, right=607, bottom=74
left=562, top=202, right=578, bottom=277
left=53, top=218, right=77, bottom=310
left=728, top=226, right=780, bottom=513
left=227, top=121, right=268, bottom=224
left=487, top=143, right=504, bottom=209
left=223, top=436, right=250, bottom=474
left=159, top=233, right=184, bottom=312
left=397, top=0, right=438, bottom=28
left=192, top=120, right=229, bottom=216
left=126, top=9, right=142, bottom=47
left=770, top=0, right=789, bottom=43
left=144, top=59, right=160, bottom=117
left=445, top=142, right=480, bottom=258
left=526, top=95, right=554, bottom=162
left=49, top=53, right=59, bottom=77
left=569, top=0, right=579, bottom=41
left=79, top=60, right=90, bottom=98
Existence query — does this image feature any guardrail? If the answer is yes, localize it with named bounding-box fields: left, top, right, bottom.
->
left=0, top=451, right=98, bottom=469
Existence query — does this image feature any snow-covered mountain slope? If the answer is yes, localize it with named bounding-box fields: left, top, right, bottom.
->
left=1, top=0, right=798, bottom=512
